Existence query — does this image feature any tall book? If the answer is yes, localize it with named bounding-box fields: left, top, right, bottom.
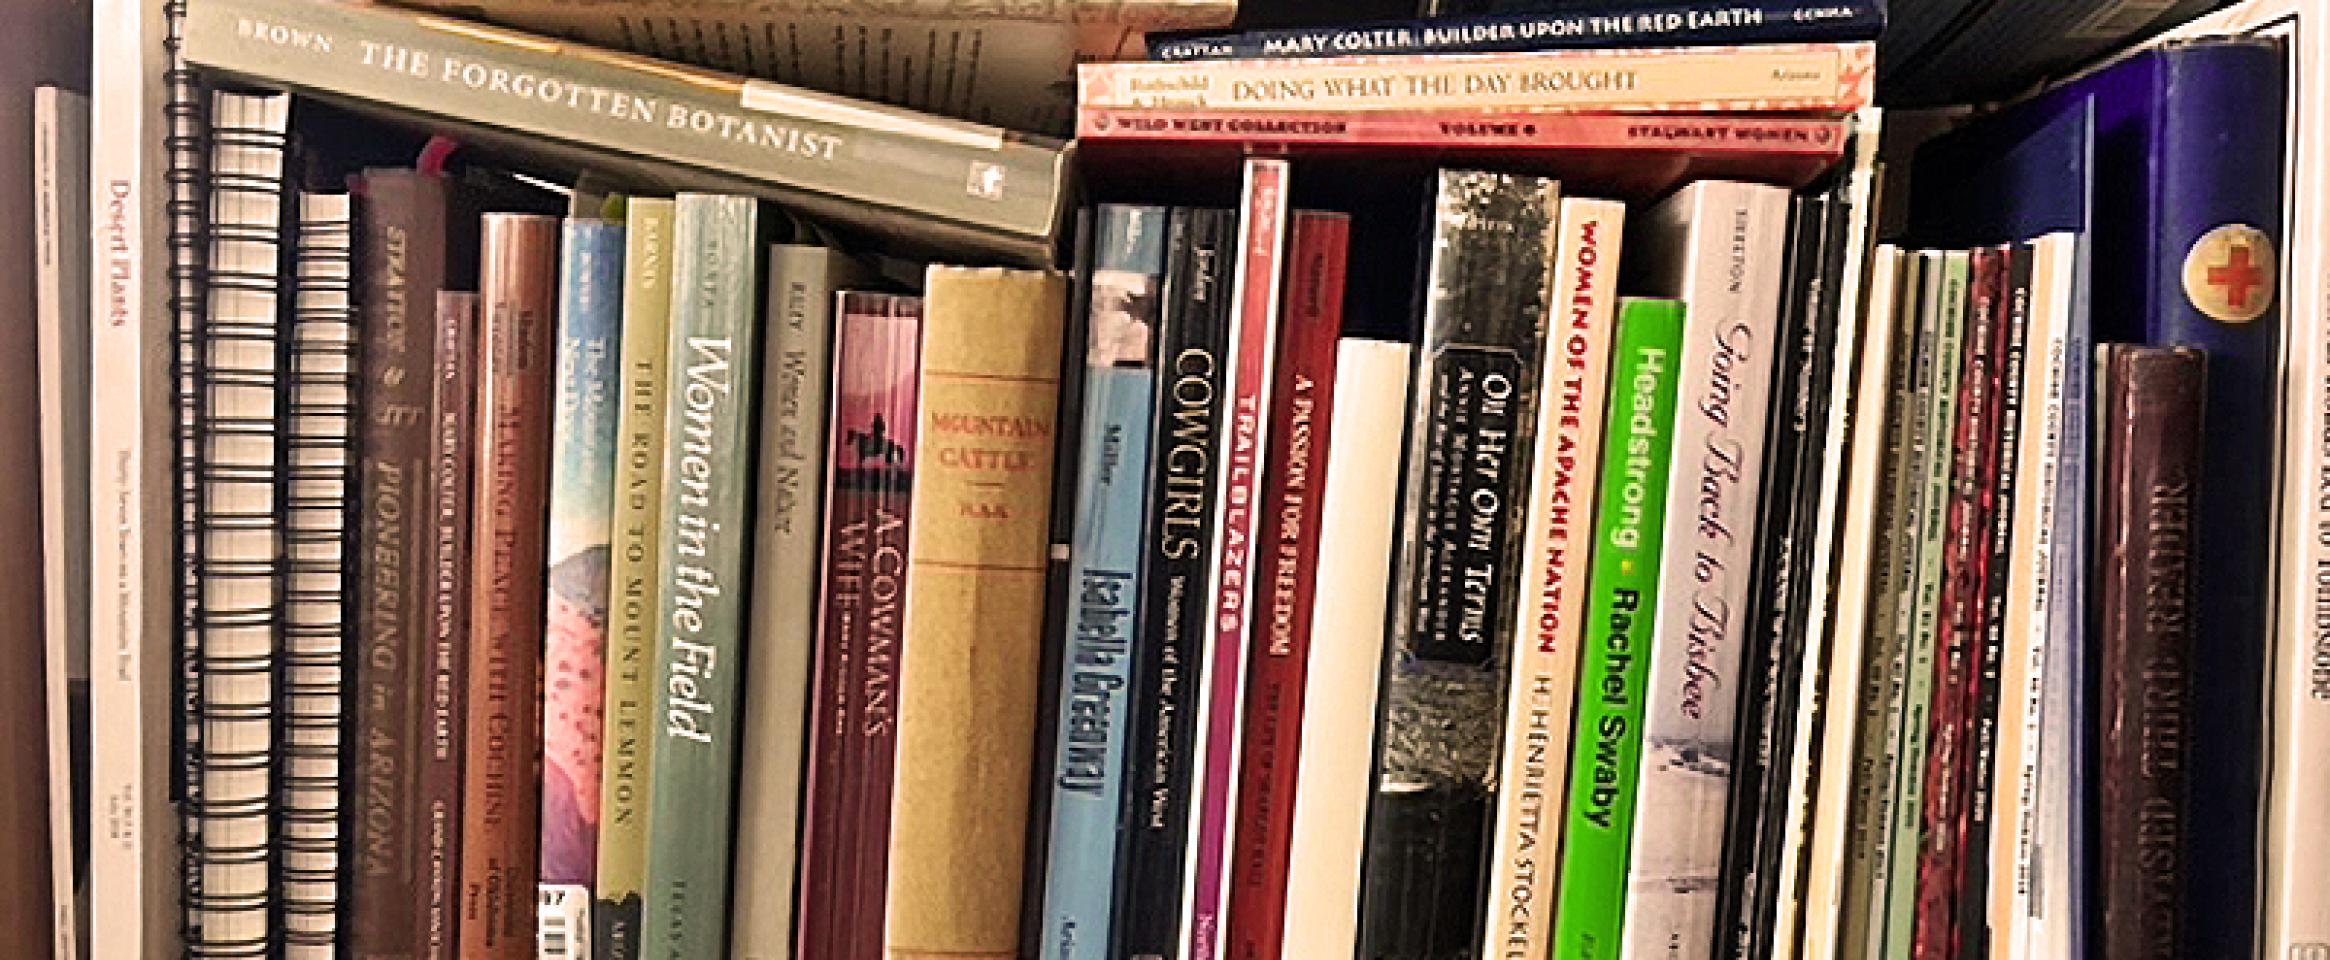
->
left=1224, top=210, right=1350, bottom=960
left=349, top=167, right=453, bottom=960
left=35, top=83, right=91, bottom=960
left=640, top=194, right=764, bottom=960
left=280, top=188, right=358, bottom=959
left=1113, top=206, right=1236, bottom=960
left=2094, top=344, right=2203, bottom=960
left=731, top=242, right=871, bottom=960
left=1182, top=159, right=1292, bottom=960
left=882, top=266, right=1069, bottom=960
left=1617, top=180, right=1791, bottom=959
left=594, top=197, right=673, bottom=960
left=460, top=212, right=561, bottom=960
left=1550, top=297, right=1689, bottom=960
left=539, top=216, right=625, bottom=956
left=1039, top=205, right=1167, bottom=960
left=796, top=290, right=920, bottom=960
left=180, top=0, right=1072, bottom=265
left=1360, top=168, right=1556, bottom=960
left=427, top=290, right=481, bottom=960
left=189, top=89, right=293, bottom=957
left=1483, top=195, right=1624, bottom=960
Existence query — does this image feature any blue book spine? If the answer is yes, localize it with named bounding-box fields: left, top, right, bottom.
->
left=1039, top=204, right=1167, bottom=960
left=1150, top=0, right=1883, bottom=61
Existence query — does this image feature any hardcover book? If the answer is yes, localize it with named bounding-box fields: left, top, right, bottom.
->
left=33, top=83, right=90, bottom=960
left=1551, top=297, right=1688, bottom=960
left=462, top=213, right=561, bottom=960
left=883, top=266, right=1069, bottom=960
left=1039, top=204, right=1166, bottom=960
left=1151, top=0, right=1884, bottom=60
left=1360, top=168, right=1557, bottom=960
left=539, top=216, right=625, bottom=955
left=428, top=290, right=481, bottom=960
left=640, top=194, right=765, bottom=960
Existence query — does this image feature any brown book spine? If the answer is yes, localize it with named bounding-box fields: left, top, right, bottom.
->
left=426, top=290, right=481, bottom=960
left=350, top=169, right=450, bottom=960
left=2097, top=345, right=2204, bottom=960
left=458, top=215, right=559, bottom=960
left=884, top=267, right=1068, bottom=960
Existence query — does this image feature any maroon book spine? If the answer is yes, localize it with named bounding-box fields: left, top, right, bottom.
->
left=424, top=291, right=479, bottom=960
left=350, top=169, right=450, bottom=960
left=798, top=292, right=923, bottom=960
left=2096, top=345, right=2203, bottom=960
left=1224, top=211, right=1349, bottom=960
left=458, top=215, right=559, bottom=960
left=1913, top=246, right=2006, bottom=960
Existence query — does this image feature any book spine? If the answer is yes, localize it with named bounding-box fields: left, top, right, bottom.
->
left=1551, top=298, right=1688, bottom=960
left=1881, top=252, right=1970, bottom=959
left=2026, top=236, right=2092, bottom=960
left=426, top=291, right=480, bottom=960
left=2095, top=345, right=2202, bottom=960
left=459, top=213, right=560, bottom=960
left=350, top=169, right=450, bottom=960
left=539, top=218, right=625, bottom=954
left=1277, top=338, right=1412, bottom=960
left=1911, top=246, right=2005, bottom=960
left=1224, top=211, right=1348, bottom=960
left=1074, top=110, right=1852, bottom=157
left=1114, top=206, right=1236, bottom=960
left=1151, top=0, right=1884, bottom=60
left=180, top=0, right=1068, bottom=265
left=1956, top=247, right=2033, bottom=960
left=593, top=197, right=673, bottom=960
left=1181, top=158, right=1291, bottom=960
left=639, top=194, right=762, bottom=960
left=1078, top=42, right=1874, bottom=114
left=2149, top=46, right=2284, bottom=959
left=1360, top=169, right=1556, bottom=960
left=1484, top=195, right=1623, bottom=960
left=882, top=266, right=1069, bottom=959
left=1619, top=183, right=1791, bottom=960
left=797, top=292, right=920, bottom=960
left=1040, top=205, right=1167, bottom=960
left=731, top=243, right=863, bottom=960
left=1714, top=193, right=1834, bottom=959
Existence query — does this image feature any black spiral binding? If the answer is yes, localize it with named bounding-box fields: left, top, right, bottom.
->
left=277, top=193, right=355, bottom=959
left=162, top=0, right=208, bottom=948
left=189, top=91, right=291, bottom=960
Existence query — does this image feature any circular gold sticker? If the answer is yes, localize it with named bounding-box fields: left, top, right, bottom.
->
left=2182, top=223, right=2277, bottom=324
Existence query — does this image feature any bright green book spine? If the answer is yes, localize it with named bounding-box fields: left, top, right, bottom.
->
left=1552, top=298, right=1687, bottom=960
left=640, top=194, right=761, bottom=960
left=594, top=197, right=674, bottom=960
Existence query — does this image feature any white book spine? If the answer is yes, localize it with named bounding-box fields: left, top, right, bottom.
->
left=1617, top=181, right=1792, bottom=960
left=1278, top=338, right=1411, bottom=960
left=2020, top=235, right=2087, bottom=960
left=36, top=83, right=91, bottom=960
left=87, top=0, right=178, bottom=952
left=1481, top=197, right=1622, bottom=960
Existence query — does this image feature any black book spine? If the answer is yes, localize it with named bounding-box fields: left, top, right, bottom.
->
left=1956, top=243, right=2034, bottom=959
left=1718, top=189, right=1840, bottom=960
left=1114, top=207, right=1236, bottom=960
left=1357, top=169, right=1555, bottom=960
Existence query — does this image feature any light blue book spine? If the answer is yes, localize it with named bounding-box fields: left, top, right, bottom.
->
left=1039, top=204, right=1168, bottom=960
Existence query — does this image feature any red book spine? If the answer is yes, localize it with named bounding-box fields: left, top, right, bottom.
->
left=1224, top=212, right=1349, bottom=960
left=798, top=293, right=923, bottom=960
left=458, top=214, right=559, bottom=960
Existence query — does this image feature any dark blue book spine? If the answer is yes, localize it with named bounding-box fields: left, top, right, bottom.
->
left=1150, top=0, right=1883, bottom=61
left=2127, top=41, right=2286, bottom=960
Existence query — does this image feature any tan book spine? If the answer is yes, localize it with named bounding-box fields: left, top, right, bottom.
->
left=883, top=266, right=1068, bottom=960
left=1078, top=41, right=1874, bottom=114
left=459, top=213, right=560, bottom=960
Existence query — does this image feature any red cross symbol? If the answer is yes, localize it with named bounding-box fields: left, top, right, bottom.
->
left=2206, top=241, right=2267, bottom=311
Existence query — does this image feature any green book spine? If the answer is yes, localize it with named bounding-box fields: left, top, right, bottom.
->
left=1552, top=298, right=1687, bottom=960
left=594, top=197, right=674, bottom=960
left=640, top=194, right=761, bottom=960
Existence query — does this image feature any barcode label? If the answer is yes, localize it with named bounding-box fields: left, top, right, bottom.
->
left=2066, top=0, right=2180, bottom=40
left=538, top=884, right=592, bottom=960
